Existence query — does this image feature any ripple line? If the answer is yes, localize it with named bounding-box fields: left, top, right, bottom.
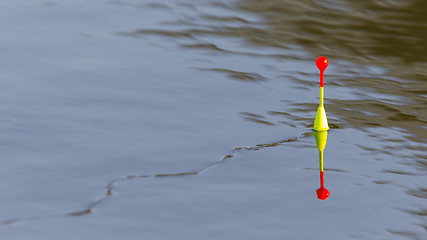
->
left=3, top=131, right=312, bottom=225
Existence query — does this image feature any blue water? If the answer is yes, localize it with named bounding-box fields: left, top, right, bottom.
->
left=0, top=0, right=425, bottom=239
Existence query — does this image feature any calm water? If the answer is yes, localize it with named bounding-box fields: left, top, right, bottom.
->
left=0, top=0, right=426, bottom=239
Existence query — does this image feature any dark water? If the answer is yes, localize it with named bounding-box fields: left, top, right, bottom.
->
left=0, top=0, right=426, bottom=239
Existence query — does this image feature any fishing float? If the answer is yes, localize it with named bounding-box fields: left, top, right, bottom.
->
left=313, top=56, right=330, bottom=200
left=313, top=131, right=330, bottom=200
left=313, top=56, right=329, bottom=131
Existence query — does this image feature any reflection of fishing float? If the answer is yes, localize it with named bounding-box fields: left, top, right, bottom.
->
left=313, top=56, right=330, bottom=200
left=313, top=131, right=330, bottom=200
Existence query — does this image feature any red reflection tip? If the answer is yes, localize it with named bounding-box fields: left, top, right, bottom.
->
left=316, top=56, right=328, bottom=72
left=316, top=187, right=330, bottom=200
left=317, top=171, right=330, bottom=200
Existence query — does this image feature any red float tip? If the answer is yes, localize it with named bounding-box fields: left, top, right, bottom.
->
left=316, top=56, right=328, bottom=72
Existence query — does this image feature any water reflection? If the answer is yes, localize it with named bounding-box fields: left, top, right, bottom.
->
left=114, top=1, right=425, bottom=236
left=313, top=131, right=330, bottom=200
left=117, top=1, right=425, bottom=237
left=120, top=0, right=427, bottom=140
left=237, top=0, right=427, bottom=142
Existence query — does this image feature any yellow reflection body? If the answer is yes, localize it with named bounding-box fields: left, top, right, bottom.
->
left=313, top=130, right=330, bottom=200
left=313, top=131, right=328, bottom=171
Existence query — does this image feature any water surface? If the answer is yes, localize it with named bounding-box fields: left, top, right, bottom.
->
left=0, top=0, right=426, bottom=239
